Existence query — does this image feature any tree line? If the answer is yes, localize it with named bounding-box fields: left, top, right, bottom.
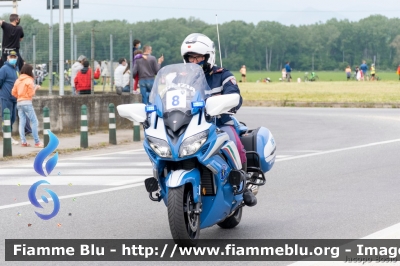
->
left=2, top=14, right=400, bottom=72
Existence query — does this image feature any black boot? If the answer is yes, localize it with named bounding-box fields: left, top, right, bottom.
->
left=243, top=188, right=257, bottom=207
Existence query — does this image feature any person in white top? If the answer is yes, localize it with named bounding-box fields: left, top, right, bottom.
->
left=114, top=58, right=126, bottom=94
left=122, top=62, right=130, bottom=93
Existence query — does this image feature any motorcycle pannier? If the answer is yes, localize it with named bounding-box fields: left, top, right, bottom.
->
left=240, top=127, right=276, bottom=173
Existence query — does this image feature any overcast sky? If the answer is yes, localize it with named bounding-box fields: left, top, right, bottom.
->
left=2, top=0, right=399, bottom=26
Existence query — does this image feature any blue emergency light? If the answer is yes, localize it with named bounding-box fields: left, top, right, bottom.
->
left=191, top=101, right=205, bottom=108
left=145, top=105, right=157, bottom=113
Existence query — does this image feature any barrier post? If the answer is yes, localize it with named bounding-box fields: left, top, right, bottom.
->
left=2, top=108, right=12, bottom=157
left=108, top=103, right=117, bottom=145
left=80, top=105, right=88, bottom=148
left=43, top=107, right=50, bottom=147
left=133, top=121, right=140, bottom=142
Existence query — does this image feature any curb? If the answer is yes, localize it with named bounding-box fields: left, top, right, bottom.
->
left=242, top=101, right=400, bottom=108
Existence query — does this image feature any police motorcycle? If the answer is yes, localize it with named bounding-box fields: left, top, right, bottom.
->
left=117, top=63, right=276, bottom=246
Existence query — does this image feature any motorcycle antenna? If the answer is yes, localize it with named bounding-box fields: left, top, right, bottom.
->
left=215, top=14, right=223, bottom=68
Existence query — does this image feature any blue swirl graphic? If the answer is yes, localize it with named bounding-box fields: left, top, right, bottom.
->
left=28, top=180, right=60, bottom=220
left=33, top=130, right=59, bottom=177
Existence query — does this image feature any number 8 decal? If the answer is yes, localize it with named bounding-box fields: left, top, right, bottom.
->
left=172, top=95, right=180, bottom=106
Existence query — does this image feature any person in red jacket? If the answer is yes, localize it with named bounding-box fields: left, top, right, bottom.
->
left=397, top=64, right=400, bottom=81
left=74, top=61, right=92, bottom=95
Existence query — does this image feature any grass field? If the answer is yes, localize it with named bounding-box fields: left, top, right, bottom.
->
left=40, top=71, right=400, bottom=103
left=238, top=82, right=400, bottom=103
left=231, top=71, right=400, bottom=82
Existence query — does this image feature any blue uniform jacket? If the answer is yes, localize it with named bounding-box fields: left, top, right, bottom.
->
left=204, top=66, right=242, bottom=126
left=0, top=62, right=19, bottom=102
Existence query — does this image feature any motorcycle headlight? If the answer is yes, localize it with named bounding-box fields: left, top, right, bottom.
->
left=147, top=136, right=172, bottom=158
left=179, top=130, right=209, bottom=157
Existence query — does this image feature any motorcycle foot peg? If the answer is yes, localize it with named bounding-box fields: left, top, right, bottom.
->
left=229, top=169, right=244, bottom=187
left=144, top=177, right=159, bottom=193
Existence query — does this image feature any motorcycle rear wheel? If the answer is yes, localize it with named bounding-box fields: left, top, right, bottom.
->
left=217, top=207, right=243, bottom=229
left=168, top=185, right=200, bottom=246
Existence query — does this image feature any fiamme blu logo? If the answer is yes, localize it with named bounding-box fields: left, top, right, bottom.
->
left=28, top=130, right=60, bottom=220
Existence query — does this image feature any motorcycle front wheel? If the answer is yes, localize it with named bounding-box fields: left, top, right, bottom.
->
left=168, top=184, right=200, bottom=246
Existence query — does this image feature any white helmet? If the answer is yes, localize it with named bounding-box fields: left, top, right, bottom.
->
left=181, top=33, right=215, bottom=71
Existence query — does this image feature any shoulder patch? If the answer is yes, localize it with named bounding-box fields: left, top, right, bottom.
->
left=214, top=68, right=224, bottom=73
left=230, top=77, right=237, bottom=85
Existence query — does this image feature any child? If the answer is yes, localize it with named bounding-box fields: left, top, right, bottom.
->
left=345, top=66, right=351, bottom=81
left=11, top=64, right=44, bottom=148
left=355, top=67, right=360, bottom=81
left=370, top=64, right=376, bottom=81
left=281, top=68, right=286, bottom=81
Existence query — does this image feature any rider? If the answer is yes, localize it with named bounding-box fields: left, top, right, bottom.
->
left=181, top=33, right=257, bottom=207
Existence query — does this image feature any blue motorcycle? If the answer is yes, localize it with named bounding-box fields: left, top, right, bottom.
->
left=117, top=63, right=276, bottom=246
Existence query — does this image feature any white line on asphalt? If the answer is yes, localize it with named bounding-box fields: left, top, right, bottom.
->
left=276, top=138, right=400, bottom=162
left=0, top=183, right=144, bottom=210
left=1, top=138, right=400, bottom=210
left=0, top=148, right=146, bottom=169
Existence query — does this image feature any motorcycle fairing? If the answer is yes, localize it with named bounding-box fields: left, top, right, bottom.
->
left=221, top=141, right=242, bottom=170
left=165, top=169, right=201, bottom=204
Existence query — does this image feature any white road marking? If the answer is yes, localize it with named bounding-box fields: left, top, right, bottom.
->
left=0, top=175, right=151, bottom=186
left=277, top=139, right=400, bottom=162
left=0, top=148, right=146, bottom=169
left=0, top=183, right=144, bottom=210
left=276, top=155, right=292, bottom=159
left=1, top=138, right=399, bottom=210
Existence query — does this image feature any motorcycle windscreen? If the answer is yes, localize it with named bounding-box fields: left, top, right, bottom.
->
left=148, top=63, right=209, bottom=114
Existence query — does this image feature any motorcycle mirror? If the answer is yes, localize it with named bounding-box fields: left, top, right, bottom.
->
left=205, top=94, right=240, bottom=116
left=117, top=103, right=147, bottom=123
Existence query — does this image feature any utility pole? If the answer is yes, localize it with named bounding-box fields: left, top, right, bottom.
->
left=49, top=0, right=53, bottom=95
left=129, top=30, right=133, bottom=93
left=91, top=28, right=94, bottom=94
left=70, top=0, right=73, bottom=72
left=59, top=0, right=65, bottom=95
left=12, top=0, right=17, bottom=13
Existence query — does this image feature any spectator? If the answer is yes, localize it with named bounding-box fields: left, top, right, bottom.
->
left=285, top=61, right=292, bottom=82
left=0, top=50, right=20, bottom=144
left=71, top=55, right=87, bottom=95
left=345, top=65, right=351, bottom=81
left=240, top=65, right=246, bottom=82
left=114, top=58, right=127, bottom=95
left=100, top=60, right=110, bottom=86
left=11, top=64, right=43, bottom=148
left=74, top=61, right=92, bottom=95
left=360, top=60, right=368, bottom=81
left=397, top=64, right=400, bottom=81
left=355, top=66, right=359, bottom=80
left=122, top=62, right=131, bottom=93
left=356, top=67, right=363, bottom=81
left=281, top=67, right=286, bottom=81
left=0, top=14, right=25, bottom=71
left=34, top=65, right=44, bottom=85
left=132, top=49, right=143, bottom=93
left=132, top=45, right=164, bottom=104
left=132, top=39, right=141, bottom=57
left=370, top=63, right=376, bottom=81
left=93, top=64, right=100, bottom=85
left=0, top=14, right=31, bottom=136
